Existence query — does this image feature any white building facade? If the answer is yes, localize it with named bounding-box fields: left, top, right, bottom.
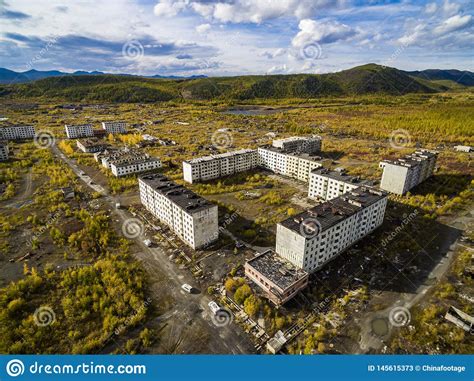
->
left=309, top=168, right=371, bottom=200
left=110, top=157, right=162, bottom=177
left=65, top=124, right=94, bottom=139
left=183, top=149, right=258, bottom=183
left=139, top=173, right=219, bottom=249
left=379, top=150, right=437, bottom=195
left=102, top=121, right=127, bottom=134
left=272, top=136, right=322, bottom=153
left=0, top=125, right=36, bottom=140
left=257, top=147, right=322, bottom=182
left=276, top=187, right=388, bottom=273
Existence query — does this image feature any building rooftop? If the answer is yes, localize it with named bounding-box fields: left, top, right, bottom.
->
left=247, top=250, right=308, bottom=290
left=258, top=145, right=322, bottom=161
left=112, top=156, right=161, bottom=169
left=139, top=173, right=215, bottom=213
left=279, top=186, right=387, bottom=235
left=77, top=138, right=108, bottom=147
left=273, top=135, right=321, bottom=142
left=184, top=149, right=256, bottom=164
left=65, top=124, right=92, bottom=128
left=381, top=150, right=438, bottom=168
left=311, top=167, right=372, bottom=185
left=0, top=124, right=34, bottom=129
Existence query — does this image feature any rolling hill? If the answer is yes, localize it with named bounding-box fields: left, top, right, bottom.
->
left=0, top=64, right=471, bottom=103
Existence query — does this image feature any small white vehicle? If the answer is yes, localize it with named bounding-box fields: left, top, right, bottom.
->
left=208, top=301, right=221, bottom=315
left=181, top=284, right=193, bottom=293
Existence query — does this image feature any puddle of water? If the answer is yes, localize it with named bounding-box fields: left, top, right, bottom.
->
left=371, top=317, right=389, bottom=336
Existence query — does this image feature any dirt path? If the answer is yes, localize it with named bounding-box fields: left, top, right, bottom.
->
left=3, top=169, right=33, bottom=208
left=357, top=208, right=473, bottom=353
left=52, top=143, right=255, bottom=354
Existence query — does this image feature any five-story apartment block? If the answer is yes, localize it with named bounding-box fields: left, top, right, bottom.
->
left=379, top=150, right=437, bottom=195
left=257, top=146, right=323, bottom=182
left=276, top=187, right=387, bottom=273
left=183, top=149, right=258, bottom=183
left=0, top=125, right=36, bottom=140
left=102, top=121, right=127, bottom=134
left=110, top=157, right=162, bottom=177
left=139, top=173, right=219, bottom=249
left=0, top=141, right=9, bottom=161
left=65, top=124, right=94, bottom=139
left=309, top=168, right=371, bottom=200
left=272, top=136, right=322, bottom=153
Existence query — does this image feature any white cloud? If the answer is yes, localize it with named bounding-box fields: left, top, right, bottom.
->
left=292, top=19, right=357, bottom=49
left=433, top=14, right=472, bottom=35
left=441, top=0, right=462, bottom=16
left=266, top=64, right=290, bottom=74
left=196, top=23, right=211, bottom=34
left=398, top=6, right=473, bottom=48
left=261, top=48, right=286, bottom=59
left=154, top=0, right=344, bottom=24
left=154, top=0, right=187, bottom=17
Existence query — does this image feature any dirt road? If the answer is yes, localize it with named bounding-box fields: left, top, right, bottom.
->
left=52, top=143, right=255, bottom=354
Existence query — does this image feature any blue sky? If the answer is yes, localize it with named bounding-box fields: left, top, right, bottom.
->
left=0, top=0, right=472, bottom=76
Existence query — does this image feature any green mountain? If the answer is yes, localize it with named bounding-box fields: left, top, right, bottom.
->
left=0, top=64, right=470, bottom=103
left=404, top=69, right=474, bottom=87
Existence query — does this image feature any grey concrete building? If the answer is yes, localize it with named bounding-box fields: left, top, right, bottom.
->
left=276, top=187, right=388, bottom=273
left=0, top=141, right=9, bottom=161
left=379, top=150, right=437, bottom=195
left=272, top=136, right=322, bottom=153
left=245, top=250, right=309, bottom=306
left=65, top=124, right=94, bottom=139
left=183, top=149, right=258, bottom=183
left=257, top=146, right=323, bottom=182
left=0, top=125, right=36, bottom=140
left=309, top=167, right=372, bottom=200
left=139, top=173, right=218, bottom=249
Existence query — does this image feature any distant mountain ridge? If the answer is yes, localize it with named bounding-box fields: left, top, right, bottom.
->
left=403, top=69, right=474, bottom=87
left=0, top=64, right=472, bottom=103
left=0, top=68, right=207, bottom=84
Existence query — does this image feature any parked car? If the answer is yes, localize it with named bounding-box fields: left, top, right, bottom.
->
left=208, top=301, right=221, bottom=315
left=181, top=284, right=193, bottom=293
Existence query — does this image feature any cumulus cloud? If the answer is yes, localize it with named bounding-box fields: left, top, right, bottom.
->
left=196, top=23, right=211, bottom=34
left=398, top=3, right=473, bottom=48
left=153, top=0, right=187, bottom=17
left=154, top=0, right=344, bottom=23
left=433, top=14, right=472, bottom=35
left=292, top=19, right=358, bottom=48
left=261, top=48, right=286, bottom=59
